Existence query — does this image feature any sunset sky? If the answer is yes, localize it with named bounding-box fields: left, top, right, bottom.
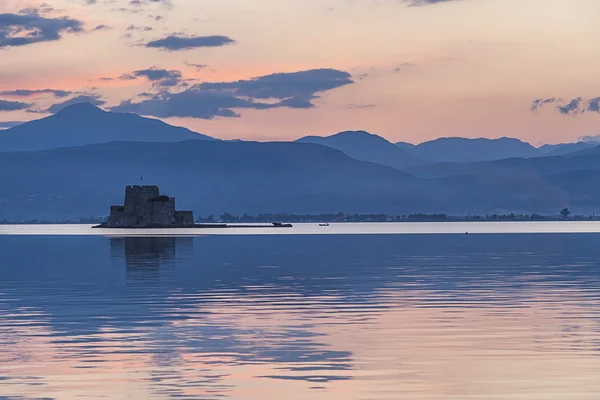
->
left=1, top=0, right=600, bottom=144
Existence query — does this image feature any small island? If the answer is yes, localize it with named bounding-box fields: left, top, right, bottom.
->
left=93, top=185, right=292, bottom=229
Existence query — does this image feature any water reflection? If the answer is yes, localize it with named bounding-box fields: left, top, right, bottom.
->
left=0, top=234, right=600, bottom=399
left=110, top=236, right=193, bottom=279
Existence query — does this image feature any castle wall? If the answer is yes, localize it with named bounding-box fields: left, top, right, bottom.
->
left=124, top=186, right=160, bottom=214
left=175, top=211, right=194, bottom=226
left=105, top=186, right=194, bottom=227
left=149, top=200, right=176, bottom=226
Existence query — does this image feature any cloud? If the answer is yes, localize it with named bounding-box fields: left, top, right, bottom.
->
left=129, top=0, right=173, bottom=7
left=184, top=61, right=208, bottom=71
left=145, top=35, right=235, bottom=51
left=110, top=91, right=271, bottom=119
left=198, top=69, right=353, bottom=100
left=530, top=96, right=600, bottom=115
left=277, top=96, right=316, bottom=109
left=18, top=7, right=52, bottom=16
left=92, top=24, right=112, bottom=31
left=119, top=73, right=137, bottom=80
left=101, top=67, right=184, bottom=87
left=0, top=13, right=84, bottom=48
left=0, top=100, right=30, bottom=111
left=85, top=0, right=168, bottom=6
left=0, top=89, right=72, bottom=98
left=32, top=95, right=106, bottom=114
left=390, top=63, right=416, bottom=73
left=126, top=24, right=153, bottom=31
left=579, top=134, right=600, bottom=143
left=344, top=103, right=376, bottom=109
left=100, top=73, right=137, bottom=81
left=587, top=97, right=600, bottom=113
left=0, top=121, right=24, bottom=129
left=111, top=7, right=143, bottom=14
left=132, top=67, right=183, bottom=87
left=403, top=0, right=460, bottom=6
left=109, top=68, right=354, bottom=119
left=557, top=97, right=583, bottom=115
left=531, top=97, right=556, bottom=112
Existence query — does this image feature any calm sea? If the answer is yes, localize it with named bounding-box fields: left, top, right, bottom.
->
left=1, top=225, right=600, bottom=399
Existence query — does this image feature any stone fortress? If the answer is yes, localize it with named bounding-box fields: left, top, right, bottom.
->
left=102, top=185, right=195, bottom=228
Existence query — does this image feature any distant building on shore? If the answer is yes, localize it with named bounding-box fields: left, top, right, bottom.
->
left=102, top=185, right=194, bottom=228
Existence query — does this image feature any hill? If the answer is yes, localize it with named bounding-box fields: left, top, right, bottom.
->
left=406, top=150, right=600, bottom=179
left=400, top=137, right=539, bottom=163
left=0, top=103, right=215, bottom=152
left=538, top=141, right=599, bottom=156
left=296, top=130, right=423, bottom=169
left=2, top=139, right=600, bottom=220
left=0, top=140, right=448, bottom=220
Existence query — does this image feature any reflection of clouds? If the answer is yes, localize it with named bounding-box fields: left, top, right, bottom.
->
left=178, top=284, right=600, bottom=399
left=317, top=290, right=600, bottom=399
left=1, top=234, right=600, bottom=398
left=142, top=304, right=354, bottom=397
left=0, top=308, right=156, bottom=399
left=186, top=301, right=597, bottom=395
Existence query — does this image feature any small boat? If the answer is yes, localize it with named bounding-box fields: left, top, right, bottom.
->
left=319, top=223, right=330, bottom=227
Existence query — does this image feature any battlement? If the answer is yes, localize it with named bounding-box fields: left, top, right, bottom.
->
left=125, top=185, right=160, bottom=194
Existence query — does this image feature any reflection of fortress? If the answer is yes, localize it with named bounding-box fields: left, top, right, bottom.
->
left=110, top=236, right=194, bottom=277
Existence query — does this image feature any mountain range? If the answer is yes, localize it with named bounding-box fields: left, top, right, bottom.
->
left=0, top=103, right=214, bottom=152
left=1, top=103, right=599, bottom=220
left=297, top=131, right=600, bottom=167
left=296, top=131, right=423, bottom=169
left=396, top=137, right=539, bottom=163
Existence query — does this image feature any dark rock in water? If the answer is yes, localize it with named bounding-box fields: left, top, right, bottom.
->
left=95, top=185, right=194, bottom=228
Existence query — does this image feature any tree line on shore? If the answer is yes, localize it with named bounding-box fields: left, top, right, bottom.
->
left=200, top=209, right=588, bottom=223
left=0, top=208, right=593, bottom=224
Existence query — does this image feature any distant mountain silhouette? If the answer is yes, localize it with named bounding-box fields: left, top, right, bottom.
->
left=394, top=141, right=417, bottom=152
left=538, top=141, right=599, bottom=156
left=406, top=150, right=600, bottom=179
left=0, top=103, right=215, bottom=152
left=568, top=143, right=600, bottom=156
left=0, top=140, right=444, bottom=220
left=397, top=137, right=539, bottom=163
left=296, top=130, right=423, bottom=169
left=1, top=139, right=600, bottom=220
left=1, top=104, right=599, bottom=218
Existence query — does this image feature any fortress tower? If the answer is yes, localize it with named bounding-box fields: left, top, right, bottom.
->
left=104, top=186, right=194, bottom=228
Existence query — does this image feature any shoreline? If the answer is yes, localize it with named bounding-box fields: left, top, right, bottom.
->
left=3, top=221, right=600, bottom=237
left=1, top=218, right=591, bottom=226
left=91, top=222, right=293, bottom=229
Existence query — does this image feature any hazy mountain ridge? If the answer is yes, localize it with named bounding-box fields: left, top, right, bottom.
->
left=296, top=130, right=424, bottom=169
left=302, top=132, right=594, bottom=166
left=0, top=140, right=442, bottom=220
left=1, top=139, right=600, bottom=220
left=405, top=151, right=600, bottom=179
left=0, top=103, right=599, bottom=219
left=0, top=103, right=215, bottom=152
left=394, top=137, right=539, bottom=163
left=2, top=103, right=595, bottom=161
left=538, top=141, right=600, bottom=156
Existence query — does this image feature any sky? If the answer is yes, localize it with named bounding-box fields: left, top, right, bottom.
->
left=1, top=0, right=600, bottom=144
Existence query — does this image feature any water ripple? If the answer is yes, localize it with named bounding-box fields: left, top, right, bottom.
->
left=1, top=234, right=600, bottom=399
